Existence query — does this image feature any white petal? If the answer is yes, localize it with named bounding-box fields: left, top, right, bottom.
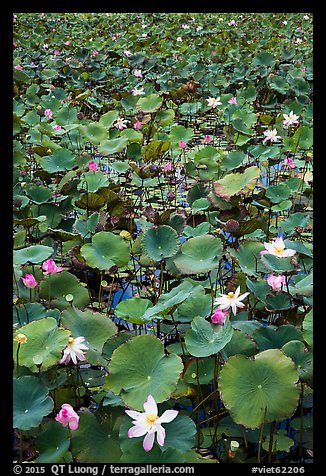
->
left=234, top=286, right=241, bottom=297
left=237, top=292, right=250, bottom=301
left=283, top=249, right=296, bottom=257
left=158, top=410, right=178, bottom=424
left=125, top=410, right=143, bottom=420
left=128, top=424, right=149, bottom=438
left=231, top=302, right=237, bottom=315
left=144, top=395, right=157, bottom=415
left=156, top=425, right=166, bottom=446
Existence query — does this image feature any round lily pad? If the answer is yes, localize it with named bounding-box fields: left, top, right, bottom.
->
left=185, top=316, right=234, bottom=357
left=252, top=324, right=304, bottom=351
left=13, top=375, right=54, bottom=430
left=35, top=421, right=70, bottom=463
left=39, top=271, right=89, bottom=310
left=173, top=235, right=222, bottom=274
left=219, top=349, right=300, bottom=428
left=141, top=225, right=179, bottom=261
left=115, top=297, right=154, bottom=324
left=13, top=244, right=54, bottom=265
left=80, top=231, right=130, bottom=270
left=106, top=335, right=183, bottom=410
left=13, top=317, right=70, bottom=372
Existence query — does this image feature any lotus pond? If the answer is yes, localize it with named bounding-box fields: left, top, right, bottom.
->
left=13, top=12, right=313, bottom=465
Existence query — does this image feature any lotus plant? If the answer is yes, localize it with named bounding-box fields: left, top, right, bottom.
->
left=125, top=394, right=178, bottom=452
left=21, top=274, right=38, bottom=289
left=267, top=274, right=287, bottom=291
left=55, top=403, right=79, bottom=430
left=214, top=286, right=249, bottom=315
left=261, top=236, right=296, bottom=258
left=60, top=336, right=89, bottom=365
left=42, top=258, right=63, bottom=275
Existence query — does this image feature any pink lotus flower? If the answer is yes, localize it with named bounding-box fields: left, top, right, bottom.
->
left=211, top=308, right=229, bottom=325
left=42, top=258, right=63, bottom=275
left=261, top=236, right=296, bottom=258
left=14, top=64, right=23, bottom=71
left=60, top=336, right=89, bottom=365
left=88, top=161, right=98, bottom=171
left=44, top=109, right=53, bottom=119
left=133, top=121, right=142, bottom=130
left=211, top=50, right=216, bottom=56
left=55, top=403, right=79, bottom=430
left=228, top=97, right=237, bottom=105
left=282, top=158, right=296, bottom=169
left=53, top=124, right=62, bottom=131
left=133, top=69, right=143, bottom=78
left=65, top=41, right=71, bottom=46
left=111, top=36, right=116, bottom=40
left=114, top=117, right=128, bottom=130
left=267, top=274, right=286, bottom=291
left=53, top=50, right=59, bottom=55
left=21, top=274, right=38, bottom=289
left=203, top=135, right=212, bottom=143
left=179, top=140, right=186, bottom=149
left=126, top=395, right=178, bottom=452
left=13, top=42, right=18, bottom=47
left=163, top=162, right=173, bottom=172
left=92, top=49, right=99, bottom=56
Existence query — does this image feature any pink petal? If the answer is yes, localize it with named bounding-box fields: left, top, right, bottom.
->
left=143, top=431, right=155, bottom=452
left=69, top=418, right=79, bottom=430
left=128, top=424, right=149, bottom=438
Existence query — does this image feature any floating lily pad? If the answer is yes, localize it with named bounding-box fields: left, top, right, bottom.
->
left=253, top=324, right=304, bottom=351
left=13, top=376, right=54, bottom=430
left=213, top=166, right=260, bottom=201
left=141, top=225, right=179, bottom=261
left=13, top=244, right=54, bottom=265
left=185, top=316, right=234, bottom=357
left=40, top=148, right=75, bottom=173
left=173, top=235, right=222, bottom=274
left=13, top=317, right=70, bottom=372
left=80, top=231, right=130, bottom=270
left=115, top=297, right=154, bottom=324
left=137, top=93, right=162, bottom=112
left=282, top=340, right=313, bottom=384
left=39, top=271, right=89, bottom=310
left=106, top=335, right=183, bottom=410
left=219, top=349, right=300, bottom=428
left=61, top=306, right=117, bottom=365
left=35, top=422, right=70, bottom=463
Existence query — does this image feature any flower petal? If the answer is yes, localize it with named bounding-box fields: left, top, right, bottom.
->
left=128, top=424, right=149, bottom=438
left=143, top=431, right=155, bottom=452
left=125, top=410, right=143, bottom=420
left=144, top=395, right=157, bottom=415
left=156, top=425, right=166, bottom=447
left=158, top=409, right=178, bottom=424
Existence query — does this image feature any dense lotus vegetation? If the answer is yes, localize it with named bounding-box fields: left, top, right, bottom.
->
left=13, top=12, right=313, bottom=464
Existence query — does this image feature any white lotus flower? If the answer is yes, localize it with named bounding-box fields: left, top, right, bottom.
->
left=60, top=336, right=89, bottom=365
left=207, top=96, right=222, bottom=108
left=283, top=111, right=299, bottom=127
left=214, top=286, right=249, bottom=315
left=126, top=395, right=178, bottom=452
left=263, top=128, right=282, bottom=143
left=131, top=86, right=145, bottom=96
left=114, top=117, right=129, bottom=130
left=262, top=236, right=296, bottom=258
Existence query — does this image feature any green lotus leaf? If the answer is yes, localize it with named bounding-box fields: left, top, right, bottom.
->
left=219, top=349, right=300, bottom=428
left=106, top=335, right=183, bottom=410
left=268, top=75, right=289, bottom=94
left=121, top=444, right=184, bottom=463
left=262, top=429, right=295, bottom=453
left=74, top=192, right=107, bottom=211
left=229, top=240, right=266, bottom=277
left=13, top=302, right=60, bottom=326
left=260, top=254, right=294, bottom=273
left=77, top=171, right=109, bottom=193
left=169, top=125, right=194, bottom=143
left=99, top=110, right=119, bottom=128
left=171, top=286, right=212, bottom=323
left=266, top=184, right=291, bottom=204
left=80, top=231, right=130, bottom=270
left=142, top=140, right=170, bottom=162
left=40, top=148, right=75, bottom=173
left=141, top=225, right=179, bottom=261
left=253, top=52, right=276, bottom=67
left=220, top=150, right=246, bottom=172
left=231, top=320, right=262, bottom=336
left=183, top=358, right=215, bottom=385
left=142, top=281, right=200, bottom=321
left=281, top=340, right=313, bottom=384
left=252, top=324, right=304, bottom=352
left=302, top=309, right=313, bottom=347
left=120, top=128, right=143, bottom=142
left=13, top=244, right=54, bottom=265
left=246, top=278, right=271, bottom=302
left=213, top=166, right=260, bottom=201
left=115, top=297, right=153, bottom=324
left=173, top=235, right=222, bottom=274
left=183, top=222, right=211, bottom=238
left=39, top=271, right=89, bottom=311
left=35, top=422, right=70, bottom=463
left=235, top=218, right=267, bottom=237
left=185, top=316, right=234, bottom=357
left=25, top=184, right=52, bottom=204
left=61, top=306, right=117, bottom=365
left=71, top=409, right=122, bottom=463
left=279, top=212, right=310, bottom=236
left=137, top=93, right=162, bottom=112
left=98, top=137, right=129, bottom=156
left=271, top=200, right=293, bottom=212
left=284, top=240, right=313, bottom=258
left=265, top=292, right=292, bottom=310
left=13, top=317, right=70, bottom=372
left=80, top=122, right=109, bottom=145
left=222, top=329, right=258, bottom=359
left=155, top=108, right=175, bottom=126
left=13, top=376, right=54, bottom=430
left=102, top=332, right=134, bottom=361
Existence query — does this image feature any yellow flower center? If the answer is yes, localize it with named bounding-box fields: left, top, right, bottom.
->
left=68, top=337, right=75, bottom=346
left=146, top=414, right=158, bottom=425
left=274, top=246, right=284, bottom=255
left=15, top=333, right=27, bottom=344
left=227, top=292, right=235, bottom=298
